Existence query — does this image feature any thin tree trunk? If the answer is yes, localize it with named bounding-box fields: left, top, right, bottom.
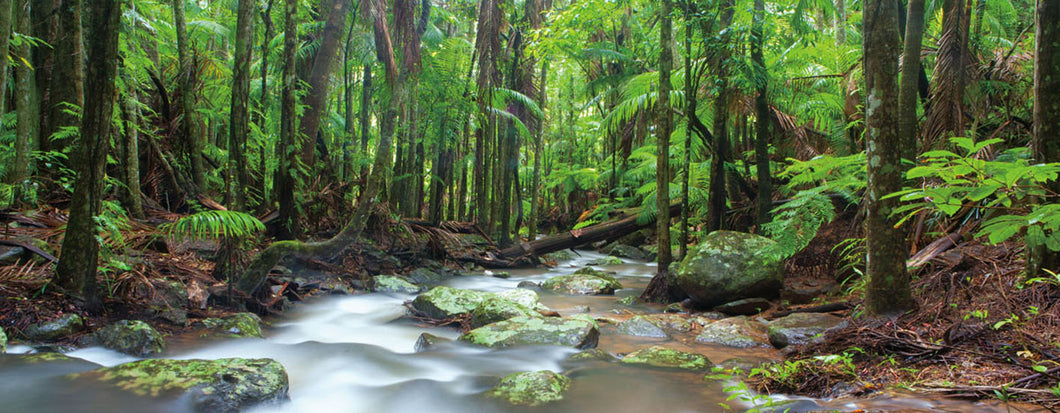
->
left=1027, top=0, right=1060, bottom=277
left=360, top=64, right=373, bottom=156
left=120, top=94, right=145, bottom=219
left=642, top=0, right=674, bottom=303
left=276, top=0, right=299, bottom=240
left=0, top=0, right=12, bottom=127
left=45, top=0, right=82, bottom=150
left=528, top=59, right=548, bottom=240
left=54, top=0, right=120, bottom=312
left=299, top=0, right=351, bottom=167
left=705, top=0, right=735, bottom=233
left=12, top=0, right=37, bottom=205
left=31, top=0, right=57, bottom=154
left=228, top=0, right=254, bottom=211
left=835, top=0, right=846, bottom=46
left=863, top=0, right=916, bottom=315
left=753, top=0, right=771, bottom=228
left=679, top=1, right=694, bottom=260
left=899, top=0, right=925, bottom=165
left=173, top=0, right=205, bottom=190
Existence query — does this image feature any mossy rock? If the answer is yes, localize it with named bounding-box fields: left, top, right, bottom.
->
left=567, top=348, right=616, bottom=362
left=494, top=289, right=544, bottom=311
left=620, top=346, right=712, bottom=371
left=674, top=231, right=783, bottom=308
left=616, top=316, right=669, bottom=338
left=202, top=313, right=264, bottom=338
left=695, top=316, right=771, bottom=348
left=405, top=268, right=446, bottom=285
left=714, top=298, right=773, bottom=316
left=488, top=370, right=570, bottom=407
left=94, top=320, right=165, bottom=356
left=469, top=297, right=540, bottom=329
left=541, top=272, right=622, bottom=295
left=460, top=315, right=600, bottom=349
left=607, top=244, right=648, bottom=260
left=542, top=250, right=574, bottom=262
left=0, top=326, right=6, bottom=353
left=767, top=313, right=846, bottom=349
left=587, top=256, right=624, bottom=266
left=369, top=275, right=422, bottom=294
left=68, top=358, right=289, bottom=412
left=24, top=313, right=85, bottom=342
left=410, top=286, right=489, bottom=320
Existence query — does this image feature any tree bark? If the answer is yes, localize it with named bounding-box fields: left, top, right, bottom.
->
left=835, top=0, right=846, bottom=46
left=173, top=0, right=205, bottom=190
left=705, top=0, right=735, bottom=233
left=642, top=0, right=674, bottom=303
left=0, top=0, right=12, bottom=128
left=275, top=0, right=300, bottom=240
left=753, top=0, right=771, bottom=228
left=12, top=0, right=38, bottom=205
left=528, top=60, right=548, bottom=240
left=898, top=0, right=925, bottom=165
left=1027, top=0, right=1060, bottom=277
left=44, top=0, right=82, bottom=151
left=863, top=0, right=916, bottom=315
left=228, top=0, right=254, bottom=211
left=54, top=0, right=120, bottom=312
left=298, top=0, right=350, bottom=168
left=120, top=94, right=145, bottom=219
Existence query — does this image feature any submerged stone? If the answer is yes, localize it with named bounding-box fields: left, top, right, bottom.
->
left=202, top=313, right=264, bottom=338
left=542, top=250, right=574, bottom=262
left=607, top=244, right=648, bottom=260
left=620, top=346, right=712, bottom=371
left=370, top=275, right=422, bottom=294
left=767, top=313, right=846, bottom=349
left=410, top=286, right=489, bottom=320
left=24, top=313, right=85, bottom=341
left=405, top=268, right=446, bottom=285
left=460, top=315, right=600, bottom=349
left=695, top=316, right=771, bottom=348
left=94, top=320, right=165, bottom=356
left=674, top=231, right=783, bottom=308
left=567, top=348, right=616, bottom=362
left=414, top=333, right=451, bottom=352
left=616, top=316, right=669, bottom=338
left=541, top=271, right=622, bottom=295
left=487, top=370, right=570, bottom=407
left=68, top=358, right=289, bottom=412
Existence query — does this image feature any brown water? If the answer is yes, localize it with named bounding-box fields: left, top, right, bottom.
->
left=0, top=251, right=1036, bottom=412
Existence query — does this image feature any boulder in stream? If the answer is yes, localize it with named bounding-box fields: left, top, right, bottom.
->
left=460, top=315, right=600, bottom=349
left=469, top=297, right=540, bottom=329
left=410, top=286, right=489, bottom=320
left=24, top=313, right=85, bottom=342
left=767, top=313, right=846, bottom=349
left=587, top=256, right=624, bottom=266
left=616, top=316, right=669, bottom=338
left=414, top=333, right=451, bottom=352
left=487, top=370, right=570, bottom=407
left=606, top=244, right=648, bottom=260
left=369, top=275, right=423, bottom=294
left=136, top=279, right=189, bottom=325
left=619, top=346, right=712, bottom=371
left=674, top=231, right=783, bottom=308
left=67, top=358, right=289, bottom=412
left=541, top=268, right=622, bottom=295
left=714, top=298, right=773, bottom=316
left=201, top=313, right=264, bottom=338
left=694, top=316, right=771, bottom=348
left=94, top=320, right=165, bottom=356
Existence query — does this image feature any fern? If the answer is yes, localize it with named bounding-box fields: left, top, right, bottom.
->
left=762, top=186, right=836, bottom=259
left=161, top=210, right=265, bottom=242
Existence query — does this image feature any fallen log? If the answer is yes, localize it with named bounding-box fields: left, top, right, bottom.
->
left=907, top=232, right=963, bottom=268
left=498, top=203, right=682, bottom=260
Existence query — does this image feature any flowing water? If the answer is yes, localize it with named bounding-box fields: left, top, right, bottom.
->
left=0, top=251, right=1031, bottom=412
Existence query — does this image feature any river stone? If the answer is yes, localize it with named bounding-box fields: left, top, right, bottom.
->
left=567, top=348, right=616, bottom=362
left=137, top=279, right=189, bottom=325
left=488, top=370, right=570, bottom=407
left=767, top=313, right=846, bottom=349
left=94, top=320, right=165, bottom=356
left=616, top=316, right=669, bottom=338
left=695, top=316, right=771, bottom=348
left=0, top=326, right=6, bottom=353
left=587, top=256, right=624, bottom=266
left=24, top=313, right=85, bottom=341
left=714, top=298, right=773, bottom=316
left=414, top=333, right=451, bottom=352
left=460, top=315, right=600, bottom=349
left=607, top=244, right=648, bottom=260
left=68, top=358, right=289, bottom=412
left=641, top=314, right=705, bottom=332
left=620, top=346, right=712, bottom=371
left=674, top=231, right=783, bottom=308
left=494, top=289, right=543, bottom=310
left=469, top=297, right=540, bottom=329
left=405, top=268, right=446, bottom=285
left=410, top=286, right=489, bottom=320
left=542, top=250, right=574, bottom=262
left=370, top=275, right=422, bottom=294
left=202, top=313, right=264, bottom=338
left=541, top=272, right=622, bottom=295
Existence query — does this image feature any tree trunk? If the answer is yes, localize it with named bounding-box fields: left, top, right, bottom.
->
left=0, top=0, right=12, bottom=128
left=359, top=64, right=373, bottom=156
left=705, top=0, right=735, bottom=233
left=835, top=0, right=846, bottom=46
left=228, top=0, right=254, bottom=211
left=275, top=0, right=299, bottom=240
left=44, top=0, right=82, bottom=151
left=753, top=0, right=771, bottom=228
left=1027, top=0, right=1060, bottom=277
left=172, top=0, right=205, bottom=190
left=923, top=0, right=970, bottom=147
left=642, top=0, right=674, bottom=303
left=898, top=0, right=925, bottom=164
left=54, top=0, right=120, bottom=312
left=12, top=0, right=38, bottom=205
left=863, top=0, right=916, bottom=316
left=120, top=94, right=145, bottom=219
left=528, top=60, right=548, bottom=241
left=299, top=0, right=350, bottom=168
left=31, top=0, right=57, bottom=154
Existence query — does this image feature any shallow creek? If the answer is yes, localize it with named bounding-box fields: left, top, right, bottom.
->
left=0, top=251, right=1022, bottom=412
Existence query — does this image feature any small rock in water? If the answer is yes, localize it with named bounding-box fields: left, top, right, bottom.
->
left=663, top=302, right=685, bottom=313
left=567, top=348, right=616, bottom=362
left=616, top=296, right=638, bottom=306
left=24, top=313, right=85, bottom=342
left=616, top=316, right=669, bottom=338
left=94, top=320, right=165, bottom=357
left=201, top=313, right=264, bottom=338
left=414, top=333, right=451, bottom=352
left=620, top=346, right=712, bottom=371
left=767, top=313, right=846, bottom=349
left=587, top=256, right=624, bottom=266
left=460, top=315, right=600, bottom=349
left=695, top=316, right=772, bottom=348
left=488, top=370, right=570, bottom=407
left=410, top=286, right=489, bottom=320
left=541, top=271, right=622, bottom=295
left=370, top=275, right=422, bottom=294
left=714, top=298, right=772, bottom=316
left=516, top=281, right=540, bottom=290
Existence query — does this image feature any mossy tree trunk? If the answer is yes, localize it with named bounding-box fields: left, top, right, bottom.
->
left=898, top=0, right=925, bottom=165
left=752, top=0, right=771, bottom=229
left=1027, top=0, right=1060, bottom=277
left=228, top=0, right=254, bottom=212
left=172, top=0, right=205, bottom=191
left=275, top=0, right=300, bottom=240
left=641, top=0, right=675, bottom=303
left=12, top=0, right=38, bottom=206
left=298, top=0, right=350, bottom=168
left=43, top=0, right=82, bottom=152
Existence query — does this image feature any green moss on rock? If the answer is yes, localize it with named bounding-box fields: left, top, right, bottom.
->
left=616, top=316, right=669, bottom=338
left=695, top=316, right=771, bottom=348
left=370, top=275, right=422, bottom=294
left=24, top=313, right=85, bottom=341
left=68, top=358, right=289, bottom=412
left=488, top=370, right=570, bottom=407
left=460, top=316, right=600, bottom=349
left=541, top=272, right=622, bottom=295
left=675, top=231, right=783, bottom=308
left=469, top=297, right=540, bottom=329
left=620, top=346, right=712, bottom=371
left=410, top=286, right=489, bottom=320
left=0, top=326, right=6, bottom=353
left=95, top=320, right=165, bottom=356
left=202, top=313, right=264, bottom=338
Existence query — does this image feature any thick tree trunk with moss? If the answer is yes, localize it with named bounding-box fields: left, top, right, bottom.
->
left=43, top=0, right=82, bottom=152
left=298, top=0, right=350, bottom=168
left=898, top=0, right=925, bottom=164
left=173, top=0, right=205, bottom=190
left=1027, top=0, right=1060, bottom=277
left=641, top=0, right=674, bottom=303
left=228, top=0, right=254, bottom=211
left=54, top=0, right=120, bottom=312
left=275, top=0, right=299, bottom=240
left=863, top=0, right=916, bottom=316
left=12, top=1, right=38, bottom=205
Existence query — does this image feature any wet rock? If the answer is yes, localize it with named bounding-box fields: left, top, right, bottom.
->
left=137, top=279, right=189, bottom=325
left=414, top=333, right=451, bottom=352
left=639, top=314, right=704, bottom=333
left=782, top=279, right=838, bottom=305
left=460, top=315, right=600, bottom=349
left=369, top=275, right=422, bottom=294
left=24, top=313, right=85, bottom=341
left=607, top=244, right=648, bottom=260
left=485, top=270, right=510, bottom=279
left=620, top=346, right=712, bottom=371
left=616, top=316, right=669, bottom=338
left=516, top=281, right=541, bottom=290
left=714, top=298, right=773, bottom=316
left=616, top=296, right=639, bottom=306
left=0, top=246, right=25, bottom=265
left=202, top=313, right=264, bottom=338
left=469, top=297, right=540, bottom=329
left=567, top=348, right=616, bottom=362
left=542, top=250, right=574, bottom=262
left=541, top=270, right=622, bottom=295
left=68, top=358, right=289, bottom=412
left=94, top=320, right=165, bottom=357
left=694, top=316, right=771, bottom=348
left=410, top=286, right=489, bottom=320
left=663, top=302, right=685, bottom=313
left=716, top=356, right=773, bottom=373
left=587, top=256, right=624, bottom=266
left=674, top=231, right=783, bottom=308
left=487, top=370, right=570, bottom=407
left=494, top=289, right=544, bottom=311
left=767, top=313, right=846, bottom=349
left=405, top=268, right=446, bottom=285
